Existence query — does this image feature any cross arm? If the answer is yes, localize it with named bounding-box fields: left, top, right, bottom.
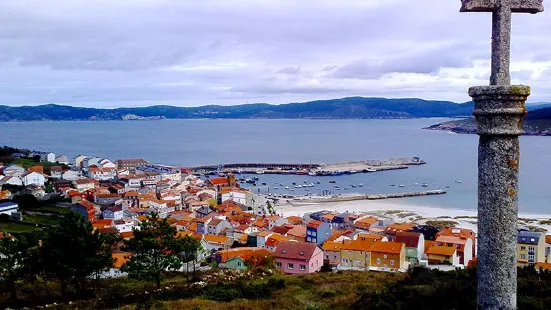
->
left=460, top=0, right=544, bottom=14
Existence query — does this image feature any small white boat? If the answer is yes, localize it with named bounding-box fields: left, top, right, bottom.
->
left=421, top=183, right=428, bottom=187
left=445, top=185, right=450, bottom=188
left=349, top=170, right=357, bottom=174
left=256, top=171, right=264, bottom=174
left=303, top=180, right=307, bottom=183
left=399, top=184, right=405, bottom=188
left=280, top=183, right=283, bottom=186
left=274, top=187, right=279, bottom=189
left=367, top=169, right=376, bottom=172
left=284, top=186, right=290, bottom=189
left=295, top=185, right=302, bottom=188
left=414, top=182, right=419, bottom=186
left=358, top=183, right=363, bottom=187
left=455, top=180, right=463, bottom=184
left=308, top=171, right=316, bottom=176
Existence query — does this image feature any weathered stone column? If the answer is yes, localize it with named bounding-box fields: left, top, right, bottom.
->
left=469, top=85, right=530, bottom=310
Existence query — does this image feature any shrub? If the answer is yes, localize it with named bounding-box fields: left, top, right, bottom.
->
left=320, top=289, right=337, bottom=298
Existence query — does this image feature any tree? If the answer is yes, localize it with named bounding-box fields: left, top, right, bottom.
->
left=0, top=234, right=38, bottom=302
left=14, top=194, right=39, bottom=210
left=32, top=155, right=41, bottom=163
left=40, top=213, right=116, bottom=297
left=121, top=213, right=182, bottom=288
left=173, top=235, right=202, bottom=278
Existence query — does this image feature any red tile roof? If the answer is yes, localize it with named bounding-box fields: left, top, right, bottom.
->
left=395, top=231, right=422, bottom=247
left=275, top=241, right=319, bottom=260
left=208, top=177, right=229, bottom=185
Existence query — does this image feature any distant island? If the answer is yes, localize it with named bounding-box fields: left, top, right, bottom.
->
left=0, top=97, right=480, bottom=121
left=425, top=106, right=551, bottom=136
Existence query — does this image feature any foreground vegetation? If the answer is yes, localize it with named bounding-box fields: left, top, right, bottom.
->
left=0, top=263, right=550, bottom=309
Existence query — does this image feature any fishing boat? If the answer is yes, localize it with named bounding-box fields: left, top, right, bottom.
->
left=351, top=185, right=357, bottom=188
left=390, top=184, right=395, bottom=187
left=358, top=183, right=363, bottom=187
left=398, top=184, right=405, bottom=188
left=280, top=183, right=283, bottom=186
left=245, top=178, right=254, bottom=184
left=292, top=182, right=296, bottom=185
left=329, top=180, right=336, bottom=184
left=421, top=183, right=428, bottom=187
left=366, top=168, right=376, bottom=172
left=262, top=182, right=267, bottom=185
left=316, top=181, right=321, bottom=184
left=303, top=180, right=308, bottom=183
left=455, top=180, right=463, bottom=184
left=253, top=177, right=259, bottom=181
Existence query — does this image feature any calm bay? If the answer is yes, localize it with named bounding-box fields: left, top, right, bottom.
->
left=1, top=118, right=550, bottom=214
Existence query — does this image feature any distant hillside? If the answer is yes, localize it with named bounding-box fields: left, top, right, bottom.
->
left=425, top=106, right=551, bottom=136
left=0, top=97, right=479, bottom=121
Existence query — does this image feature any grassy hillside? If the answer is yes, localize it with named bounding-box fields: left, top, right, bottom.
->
left=4, top=266, right=550, bottom=310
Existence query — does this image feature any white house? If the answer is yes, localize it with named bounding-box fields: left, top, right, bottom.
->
left=98, top=159, right=116, bottom=169
left=73, top=179, right=96, bottom=192
left=74, top=155, right=89, bottom=167
left=2, top=165, right=25, bottom=177
left=49, top=166, right=64, bottom=179
left=0, top=202, right=19, bottom=216
left=256, top=231, right=274, bottom=249
left=114, top=219, right=137, bottom=233
left=55, top=155, right=70, bottom=165
left=0, top=176, right=23, bottom=186
left=87, top=167, right=116, bottom=181
left=21, top=171, right=46, bottom=187
left=30, top=152, right=56, bottom=163
left=96, top=252, right=130, bottom=278
left=102, top=206, right=124, bottom=220
left=62, top=170, right=81, bottom=181
left=206, top=218, right=231, bottom=235
left=221, top=189, right=253, bottom=209
left=267, top=215, right=288, bottom=230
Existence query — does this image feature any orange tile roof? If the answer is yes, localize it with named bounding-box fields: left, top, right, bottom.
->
left=286, top=216, right=303, bottom=224
left=120, top=231, right=134, bottom=239
left=356, top=217, right=378, bottom=225
left=124, top=191, right=140, bottom=197
left=340, top=239, right=375, bottom=251
left=204, top=235, right=230, bottom=244
left=427, top=246, right=456, bottom=256
left=356, top=233, right=383, bottom=242
left=386, top=223, right=416, bottom=232
left=545, top=235, right=551, bottom=245
left=321, top=214, right=337, bottom=221
left=435, top=235, right=468, bottom=245
left=322, top=241, right=346, bottom=252
left=238, top=234, right=249, bottom=242
left=286, top=225, right=307, bottom=239
left=307, top=220, right=322, bottom=229
left=113, top=252, right=131, bottom=268
left=208, top=177, right=229, bottom=185
left=536, top=262, right=551, bottom=271
left=370, top=241, right=404, bottom=254
left=257, top=231, right=273, bottom=237
left=424, top=240, right=435, bottom=254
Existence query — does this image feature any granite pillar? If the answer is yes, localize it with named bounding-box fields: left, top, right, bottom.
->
left=469, top=85, right=530, bottom=310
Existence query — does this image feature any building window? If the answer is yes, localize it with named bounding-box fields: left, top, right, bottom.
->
left=456, top=244, right=461, bottom=249
left=312, top=231, right=317, bottom=237
left=287, top=263, right=294, bottom=270
left=376, top=258, right=381, bottom=265
left=520, top=246, right=526, bottom=251
left=520, top=254, right=526, bottom=259
left=390, top=259, right=395, bottom=266
left=276, top=262, right=282, bottom=268
left=326, top=255, right=329, bottom=259
left=238, top=262, right=242, bottom=266
left=300, top=264, right=306, bottom=270
left=307, top=230, right=312, bottom=235
left=383, top=254, right=387, bottom=259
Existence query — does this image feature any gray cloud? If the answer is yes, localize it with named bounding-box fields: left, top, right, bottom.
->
left=0, top=0, right=549, bottom=107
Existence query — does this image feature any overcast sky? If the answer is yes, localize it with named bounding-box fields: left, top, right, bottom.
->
left=0, top=0, right=550, bottom=108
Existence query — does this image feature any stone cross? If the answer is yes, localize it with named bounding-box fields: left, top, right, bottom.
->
left=461, top=0, right=544, bottom=85
left=460, top=1, right=543, bottom=310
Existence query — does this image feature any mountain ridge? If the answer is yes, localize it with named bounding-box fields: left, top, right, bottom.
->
left=0, top=97, right=549, bottom=122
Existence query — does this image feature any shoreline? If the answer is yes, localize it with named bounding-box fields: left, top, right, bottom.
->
left=275, top=199, right=551, bottom=234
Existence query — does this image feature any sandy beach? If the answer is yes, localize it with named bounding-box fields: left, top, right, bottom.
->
left=275, top=198, right=551, bottom=234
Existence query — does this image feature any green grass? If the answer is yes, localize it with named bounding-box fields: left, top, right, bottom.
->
left=23, top=214, right=63, bottom=226
left=0, top=220, right=40, bottom=233
left=7, top=158, right=66, bottom=169
left=36, top=205, right=72, bottom=216
left=424, top=220, right=458, bottom=228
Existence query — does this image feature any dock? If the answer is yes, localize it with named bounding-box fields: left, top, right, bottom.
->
left=191, top=157, right=425, bottom=175
left=290, top=190, right=446, bottom=203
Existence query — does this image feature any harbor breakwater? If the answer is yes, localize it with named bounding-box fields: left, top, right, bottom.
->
left=192, top=157, right=425, bottom=175
left=290, top=190, right=446, bottom=204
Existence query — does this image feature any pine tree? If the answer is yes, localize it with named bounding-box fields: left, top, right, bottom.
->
left=121, top=213, right=182, bottom=288
left=40, top=212, right=116, bottom=297
left=0, top=233, right=38, bottom=302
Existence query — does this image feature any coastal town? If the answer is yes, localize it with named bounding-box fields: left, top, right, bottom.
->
left=1, top=148, right=551, bottom=279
